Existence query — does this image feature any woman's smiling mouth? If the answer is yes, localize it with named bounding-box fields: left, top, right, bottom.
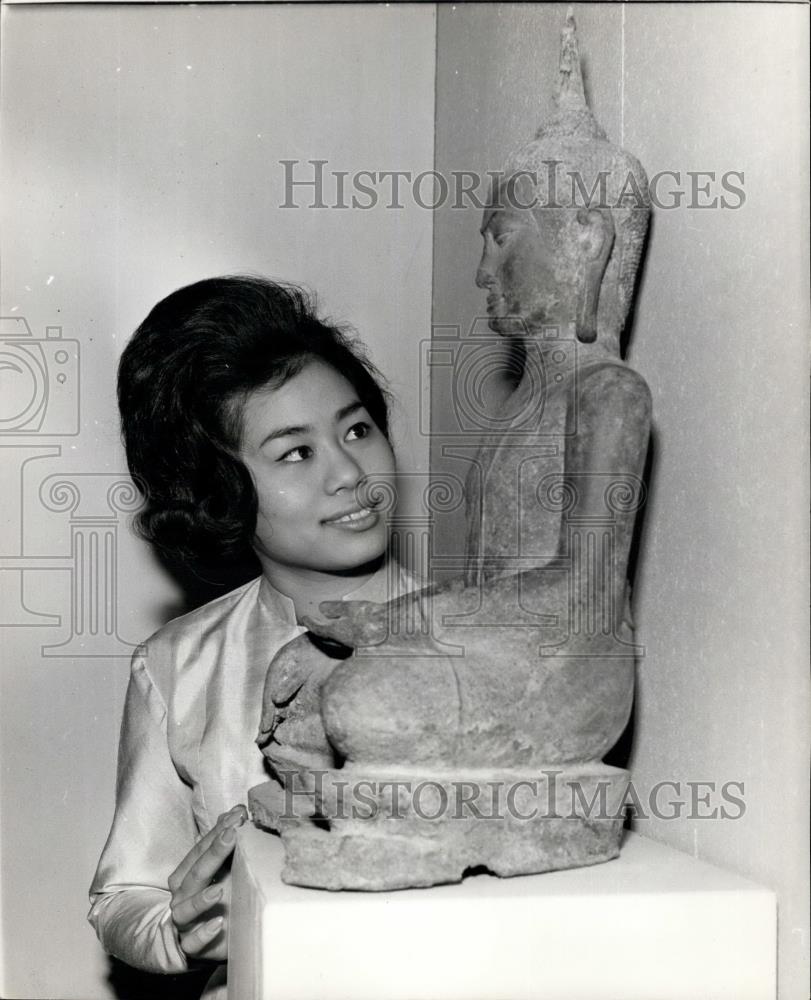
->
left=323, top=507, right=379, bottom=530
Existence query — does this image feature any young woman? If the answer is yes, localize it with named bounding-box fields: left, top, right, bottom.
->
left=88, top=276, right=403, bottom=996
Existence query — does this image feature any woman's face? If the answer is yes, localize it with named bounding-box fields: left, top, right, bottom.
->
left=238, top=359, right=395, bottom=583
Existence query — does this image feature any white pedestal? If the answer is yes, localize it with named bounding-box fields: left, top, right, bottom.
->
left=229, top=825, right=775, bottom=1000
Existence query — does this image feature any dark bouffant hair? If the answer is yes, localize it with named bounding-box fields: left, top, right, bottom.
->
left=118, top=275, right=390, bottom=576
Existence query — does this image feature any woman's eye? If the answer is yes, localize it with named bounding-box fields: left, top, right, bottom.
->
left=495, top=232, right=514, bottom=247
left=279, top=445, right=312, bottom=463
left=346, top=421, right=370, bottom=441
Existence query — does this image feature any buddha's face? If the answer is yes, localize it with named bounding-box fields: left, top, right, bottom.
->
left=476, top=202, right=571, bottom=336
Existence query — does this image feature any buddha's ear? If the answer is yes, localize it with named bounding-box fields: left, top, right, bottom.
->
left=575, top=208, right=615, bottom=344
left=576, top=207, right=615, bottom=262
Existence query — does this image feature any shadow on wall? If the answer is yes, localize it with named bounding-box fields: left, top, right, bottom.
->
left=106, top=957, right=210, bottom=999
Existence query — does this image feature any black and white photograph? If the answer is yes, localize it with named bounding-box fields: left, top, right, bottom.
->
left=0, top=3, right=808, bottom=998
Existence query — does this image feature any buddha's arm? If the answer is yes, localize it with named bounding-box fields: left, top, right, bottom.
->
left=563, top=364, right=651, bottom=597
left=567, top=364, right=651, bottom=516
left=304, top=568, right=569, bottom=650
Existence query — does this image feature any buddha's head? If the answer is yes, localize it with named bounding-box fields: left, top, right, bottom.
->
left=476, top=10, right=650, bottom=354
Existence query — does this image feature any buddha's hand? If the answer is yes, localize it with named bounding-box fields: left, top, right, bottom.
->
left=258, top=632, right=322, bottom=746
left=300, top=599, right=384, bottom=648
left=168, top=804, right=247, bottom=963
left=303, top=591, right=434, bottom=651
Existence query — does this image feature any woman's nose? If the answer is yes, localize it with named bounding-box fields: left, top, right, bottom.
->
left=325, top=444, right=365, bottom=494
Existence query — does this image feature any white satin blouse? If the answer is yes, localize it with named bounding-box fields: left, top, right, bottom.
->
left=88, top=564, right=408, bottom=990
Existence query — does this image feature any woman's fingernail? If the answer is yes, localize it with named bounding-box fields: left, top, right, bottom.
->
left=204, top=884, right=223, bottom=903
left=221, top=827, right=236, bottom=845
left=206, top=916, right=224, bottom=934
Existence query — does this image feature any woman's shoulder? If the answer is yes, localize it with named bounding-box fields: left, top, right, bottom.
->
left=138, top=575, right=264, bottom=659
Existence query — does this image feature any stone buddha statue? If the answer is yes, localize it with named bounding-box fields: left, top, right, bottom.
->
left=250, top=10, right=652, bottom=890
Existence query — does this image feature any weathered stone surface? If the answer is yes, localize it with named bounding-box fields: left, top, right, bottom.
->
left=253, top=8, right=652, bottom=890
left=257, top=631, right=345, bottom=774
left=249, top=764, right=629, bottom=891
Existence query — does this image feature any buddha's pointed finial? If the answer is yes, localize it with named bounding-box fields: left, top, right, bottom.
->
left=534, top=7, right=604, bottom=141
left=555, top=7, right=588, bottom=112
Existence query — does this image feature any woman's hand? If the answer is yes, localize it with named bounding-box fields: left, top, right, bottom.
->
left=168, top=804, right=247, bottom=963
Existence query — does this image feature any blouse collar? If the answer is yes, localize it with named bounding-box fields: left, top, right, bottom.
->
left=256, top=557, right=417, bottom=627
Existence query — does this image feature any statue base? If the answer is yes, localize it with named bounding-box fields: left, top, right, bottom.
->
left=228, top=824, right=776, bottom=1000
left=248, top=763, right=628, bottom=890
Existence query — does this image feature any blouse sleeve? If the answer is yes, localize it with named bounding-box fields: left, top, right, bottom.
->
left=88, top=644, right=199, bottom=974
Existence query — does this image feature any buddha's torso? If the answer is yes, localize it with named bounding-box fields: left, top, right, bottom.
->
left=464, top=351, right=630, bottom=585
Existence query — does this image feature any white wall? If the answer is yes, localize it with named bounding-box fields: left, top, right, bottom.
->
left=623, top=8, right=809, bottom=998
left=432, top=4, right=808, bottom=998
left=0, top=5, right=435, bottom=996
